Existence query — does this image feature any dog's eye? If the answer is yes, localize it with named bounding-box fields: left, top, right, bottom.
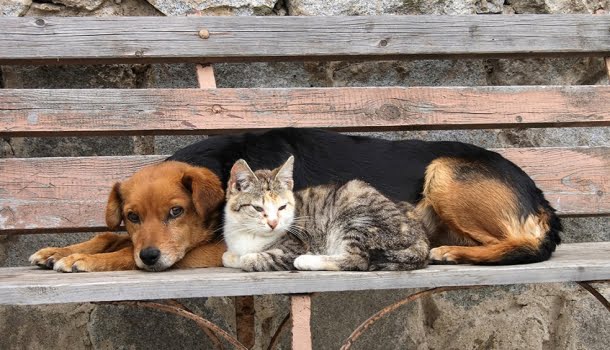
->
left=169, top=206, right=184, bottom=218
left=251, top=205, right=264, bottom=213
left=127, top=212, right=140, bottom=224
left=278, top=204, right=287, bottom=210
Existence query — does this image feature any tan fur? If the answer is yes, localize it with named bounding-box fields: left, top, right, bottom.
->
left=30, top=161, right=226, bottom=272
left=421, top=157, right=551, bottom=264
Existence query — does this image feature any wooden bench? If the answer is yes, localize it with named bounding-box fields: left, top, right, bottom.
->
left=1, top=15, right=609, bottom=349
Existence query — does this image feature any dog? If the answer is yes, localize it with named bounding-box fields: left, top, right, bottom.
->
left=29, top=161, right=227, bottom=272
left=30, top=128, right=561, bottom=272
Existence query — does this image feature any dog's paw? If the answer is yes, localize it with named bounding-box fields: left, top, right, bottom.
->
left=428, top=247, right=458, bottom=265
left=222, top=251, right=241, bottom=269
left=53, top=254, right=95, bottom=273
left=293, top=255, right=324, bottom=271
left=29, top=247, right=72, bottom=269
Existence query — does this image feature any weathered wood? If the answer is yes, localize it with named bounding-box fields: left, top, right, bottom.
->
left=291, top=295, right=313, bottom=350
left=0, top=242, right=608, bottom=306
left=0, top=147, right=608, bottom=234
left=1, top=15, right=610, bottom=65
left=2, top=86, right=610, bottom=137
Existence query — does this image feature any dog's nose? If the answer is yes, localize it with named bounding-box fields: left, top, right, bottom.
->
left=267, top=219, right=278, bottom=230
left=140, top=247, right=161, bottom=266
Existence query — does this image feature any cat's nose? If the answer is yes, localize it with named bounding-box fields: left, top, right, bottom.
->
left=267, top=219, right=278, bottom=230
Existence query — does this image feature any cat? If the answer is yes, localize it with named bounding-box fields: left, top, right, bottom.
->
left=222, top=156, right=429, bottom=272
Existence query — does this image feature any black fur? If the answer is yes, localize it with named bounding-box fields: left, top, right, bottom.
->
left=168, top=128, right=561, bottom=263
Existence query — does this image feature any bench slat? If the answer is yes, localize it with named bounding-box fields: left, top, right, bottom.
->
left=0, top=242, right=608, bottom=305
left=2, top=86, right=610, bottom=137
left=1, top=15, right=610, bottom=64
left=1, top=147, right=608, bottom=234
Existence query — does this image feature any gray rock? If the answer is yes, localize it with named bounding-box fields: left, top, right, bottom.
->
left=0, top=0, right=31, bottom=16
left=487, top=57, right=607, bottom=86
left=288, top=0, right=505, bottom=15
left=146, top=0, right=277, bottom=16
left=505, top=0, right=607, bottom=14
left=0, top=303, right=94, bottom=349
left=25, top=0, right=161, bottom=16
left=89, top=299, right=235, bottom=349
left=50, top=0, right=106, bottom=11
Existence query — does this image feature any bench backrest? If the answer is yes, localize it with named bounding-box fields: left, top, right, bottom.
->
left=0, top=15, right=609, bottom=235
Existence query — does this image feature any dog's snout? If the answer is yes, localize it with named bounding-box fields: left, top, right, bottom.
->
left=140, top=247, right=161, bottom=266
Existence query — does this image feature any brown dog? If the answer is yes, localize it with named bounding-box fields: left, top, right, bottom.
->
left=29, top=161, right=227, bottom=272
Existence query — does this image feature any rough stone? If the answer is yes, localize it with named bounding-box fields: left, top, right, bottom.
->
left=288, top=0, right=505, bottom=15
left=311, top=284, right=610, bottom=349
left=0, top=303, right=94, bottom=349
left=0, top=0, right=31, bottom=16
left=50, top=0, right=106, bottom=11
left=505, top=0, right=610, bottom=14
left=89, top=299, right=235, bottom=349
left=26, top=0, right=161, bottom=16
left=146, top=0, right=277, bottom=16
left=487, top=57, right=607, bottom=86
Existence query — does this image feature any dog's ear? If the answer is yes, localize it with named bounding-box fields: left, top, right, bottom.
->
left=228, top=159, right=257, bottom=194
left=182, top=166, right=225, bottom=217
left=105, top=182, right=123, bottom=230
left=274, top=155, right=294, bottom=190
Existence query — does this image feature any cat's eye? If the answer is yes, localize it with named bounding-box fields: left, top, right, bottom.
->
left=251, top=205, right=264, bottom=213
left=127, top=212, right=140, bottom=224
left=278, top=205, right=287, bottom=210
left=169, top=206, right=184, bottom=219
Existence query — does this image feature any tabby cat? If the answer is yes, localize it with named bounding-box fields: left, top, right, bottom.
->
left=222, top=156, right=429, bottom=272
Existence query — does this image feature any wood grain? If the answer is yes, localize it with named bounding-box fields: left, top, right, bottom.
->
left=1, top=15, right=610, bottom=65
left=2, top=86, right=610, bottom=137
left=0, top=147, right=608, bottom=234
left=0, top=242, right=608, bottom=305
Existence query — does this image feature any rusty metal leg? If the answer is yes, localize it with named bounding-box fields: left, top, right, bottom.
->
left=102, top=300, right=247, bottom=350
left=267, top=313, right=291, bottom=350
left=577, top=281, right=610, bottom=312
left=235, top=296, right=256, bottom=349
left=340, top=286, right=474, bottom=350
left=291, top=294, right=313, bottom=350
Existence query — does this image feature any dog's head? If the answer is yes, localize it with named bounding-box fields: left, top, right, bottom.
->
left=105, top=161, right=224, bottom=271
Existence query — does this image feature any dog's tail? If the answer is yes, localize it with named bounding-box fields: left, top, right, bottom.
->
left=470, top=205, right=562, bottom=265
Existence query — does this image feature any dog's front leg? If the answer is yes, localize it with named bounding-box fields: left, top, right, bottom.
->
left=53, top=246, right=137, bottom=272
left=29, top=232, right=131, bottom=269
left=174, top=241, right=227, bottom=268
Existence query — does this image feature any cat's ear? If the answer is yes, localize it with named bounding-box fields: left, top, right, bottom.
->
left=274, top=156, right=294, bottom=190
left=229, top=159, right=257, bottom=193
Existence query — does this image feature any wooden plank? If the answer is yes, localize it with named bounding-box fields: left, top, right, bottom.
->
left=0, top=156, right=164, bottom=234
left=291, top=295, right=313, bottom=350
left=1, top=15, right=610, bottom=65
left=2, top=86, right=610, bottom=137
left=0, top=147, right=607, bottom=234
left=0, top=242, right=608, bottom=306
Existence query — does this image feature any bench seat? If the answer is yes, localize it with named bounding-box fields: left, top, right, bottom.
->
left=1, top=242, right=608, bottom=305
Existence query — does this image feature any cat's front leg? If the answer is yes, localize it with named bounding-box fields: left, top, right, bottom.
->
left=240, top=249, right=296, bottom=272
left=222, top=251, right=242, bottom=269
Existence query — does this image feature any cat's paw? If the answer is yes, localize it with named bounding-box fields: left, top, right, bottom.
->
left=222, top=251, right=242, bottom=269
left=29, top=247, right=72, bottom=269
left=239, top=253, right=261, bottom=272
left=294, top=255, right=325, bottom=271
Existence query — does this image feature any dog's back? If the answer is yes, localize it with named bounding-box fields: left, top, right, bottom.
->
left=168, top=128, right=561, bottom=265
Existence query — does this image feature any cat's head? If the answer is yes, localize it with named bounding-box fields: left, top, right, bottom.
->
left=225, top=156, right=296, bottom=236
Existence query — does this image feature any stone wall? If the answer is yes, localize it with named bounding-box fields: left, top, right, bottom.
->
left=1, top=0, right=609, bottom=349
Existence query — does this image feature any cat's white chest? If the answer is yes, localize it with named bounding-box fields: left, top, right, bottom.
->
left=224, top=223, right=278, bottom=256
